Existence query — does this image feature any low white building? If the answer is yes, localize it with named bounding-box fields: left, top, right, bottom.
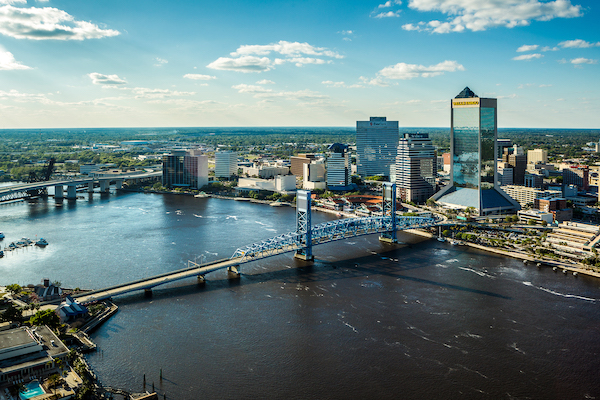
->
left=237, top=175, right=296, bottom=193
left=517, top=209, right=553, bottom=224
left=242, top=165, right=289, bottom=179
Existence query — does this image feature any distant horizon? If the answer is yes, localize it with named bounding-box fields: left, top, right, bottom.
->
left=1, top=126, right=599, bottom=132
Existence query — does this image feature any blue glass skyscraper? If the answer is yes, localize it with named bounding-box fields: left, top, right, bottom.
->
left=433, top=87, right=519, bottom=215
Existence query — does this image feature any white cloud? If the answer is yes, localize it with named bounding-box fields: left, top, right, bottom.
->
left=0, top=49, right=30, bottom=70
left=131, top=87, right=195, bottom=99
left=512, top=53, right=543, bottom=61
left=88, top=72, right=127, bottom=85
left=0, top=5, right=119, bottom=40
left=0, top=0, right=26, bottom=4
left=517, top=44, right=538, bottom=52
left=402, top=23, right=423, bottom=31
left=558, top=39, right=600, bottom=48
left=256, top=79, right=275, bottom=84
left=359, top=76, right=390, bottom=87
left=183, top=74, right=216, bottom=80
left=403, top=0, right=582, bottom=33
left=231, top=84, right=272, bottom=94
left=208, top=41, right=343, bottom=73
left=541, top=46, right=559, bottom=51
left=322, top=80, right=364, bottom=88
left=231, top=40, right=343, bottom=59
left=207, top=56, right=273, bottom=73
left=374, top=11, right=401, bottom=18
left=154, top=58, right=168, bottom=66
left=377, top=60, right=464, bottom=79
left=570, top=57, right=597, bottom=65
left=339, top=30, right=353, bottom=35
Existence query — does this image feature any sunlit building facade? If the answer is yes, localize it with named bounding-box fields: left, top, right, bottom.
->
left=433, top=87, right=519, bottom=215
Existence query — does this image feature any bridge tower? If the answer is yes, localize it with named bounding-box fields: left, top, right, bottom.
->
left=294, top=190, right=314, bottom=261
left=379, top=182, right=397, bottom=243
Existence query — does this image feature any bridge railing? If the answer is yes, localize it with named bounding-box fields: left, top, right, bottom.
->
left=230, top=215, right=439, bottom=262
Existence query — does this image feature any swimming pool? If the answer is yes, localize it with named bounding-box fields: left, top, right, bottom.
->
left=18, top=381, right=45, bottom=400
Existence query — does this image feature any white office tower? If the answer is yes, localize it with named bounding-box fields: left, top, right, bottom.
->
left=215, top=151, right=238, bottom=178
left=356, top=117, right=399, bottom=178
left=303, top=160, right=326, bottom=190
left=395, top=133, right=437, bottom=203
left=326, top=143, right=350, bottom=189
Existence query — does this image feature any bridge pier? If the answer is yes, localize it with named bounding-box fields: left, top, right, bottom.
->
left=379, top=182, right=397, bottom=243
left=144, top=288, right=152, bottom=297
left=227, top=265, right=240, bottom=279
left=54, top=185, right=63, bottom=199
left=197, top=274, right=206, bottom=284
left=88, top=182, right=94, bottom=193
left=100, top=180, right=110, bottom=193
left=294, top=190, right=314, bottom=261
left=115, top=179, right=124, bottom=190
left=66, top=184, right=77, bottom=200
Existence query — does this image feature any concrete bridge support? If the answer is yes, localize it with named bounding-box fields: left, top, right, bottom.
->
left=66, top=184, right=77, bottom=200
left=227, top=265, right=240, bottom=279
left=115, top=179, right=124, bottom=190
left=294, top=190, right=314, bottom=261
left=144, top=288, right=152, bottom=297
left=197, top=275, right=206, bottom=284
left=100, top=180, right=110, bottom=193
left=379, top=182, right=397, bottom=243
left=54, top=185, right=63, bottom=199
left=88, top=182, right=94, bottom=193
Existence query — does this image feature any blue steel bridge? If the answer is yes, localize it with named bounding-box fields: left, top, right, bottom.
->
left=74, top=184, right=439, bottom=303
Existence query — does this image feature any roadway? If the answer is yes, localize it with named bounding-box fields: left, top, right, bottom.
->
left=0, top=171, right=161, bottom=197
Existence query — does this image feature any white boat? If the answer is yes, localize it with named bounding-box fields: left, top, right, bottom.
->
left=437, top=237, right=445, bottom=242
left=35, top=238, right=49, bottom=247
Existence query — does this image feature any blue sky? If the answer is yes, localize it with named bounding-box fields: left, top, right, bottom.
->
left=0, top=0, right=598, bottom=129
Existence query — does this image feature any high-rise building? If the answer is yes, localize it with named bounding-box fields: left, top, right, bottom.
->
left=326, top=143, right=351, bottom=189
left=527, top=149, right=548, bottom=165
left=214, top=151, right=238, bottom=178
left=563, top=166, right=589, bottom=191
left=497, top=162, right=513, bottom=186
left=162, top=150, right=208, bottom=189
left=290, top=154, right=315, bottom=177
left=432, top=87, right=519, bottom=215
left=356, top=117, right=399, bottom=178
left=395, top=133, right=437, bottom=203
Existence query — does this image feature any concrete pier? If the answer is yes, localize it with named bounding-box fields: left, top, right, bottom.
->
left=88, top=182, right=94, bottom=193
left=67, top=184, right=77, bottom=199
left=227, top=265, right=240, bottom=279
left=100, top=180, right=109, bottom=192
left=55, top=185, right=63, bottom=199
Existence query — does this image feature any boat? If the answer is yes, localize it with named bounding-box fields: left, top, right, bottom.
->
left=0, top=232, right=4, bottom=239
left=35, top=238, right=49, bottom=247
left=0, top=250, right=3, bottom=258
left=437, top=237, right=445, bottom=242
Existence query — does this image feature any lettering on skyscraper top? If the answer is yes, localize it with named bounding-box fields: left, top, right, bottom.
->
left=452, top=99, right=480, bottom=107
left=369, top=121, right=388, bottom=127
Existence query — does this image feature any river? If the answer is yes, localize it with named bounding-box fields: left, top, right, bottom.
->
left=1, top=192, right=599, bottom=399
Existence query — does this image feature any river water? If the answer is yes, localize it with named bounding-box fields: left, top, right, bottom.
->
left=1, top=192, right=599, bottom=399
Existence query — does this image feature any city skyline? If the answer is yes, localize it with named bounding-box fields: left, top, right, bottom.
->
left=0, top=0, right=598, bottom=129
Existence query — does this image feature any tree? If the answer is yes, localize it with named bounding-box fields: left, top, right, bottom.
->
left=29, top=309, right=61, bottom=330
left=426, top=198, right=436, bottom=207
left=6, top=284, right=21, bottom=295
left=528, top=219, right=536, bottom=225
left=0, top=304, right=22, bottom=322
